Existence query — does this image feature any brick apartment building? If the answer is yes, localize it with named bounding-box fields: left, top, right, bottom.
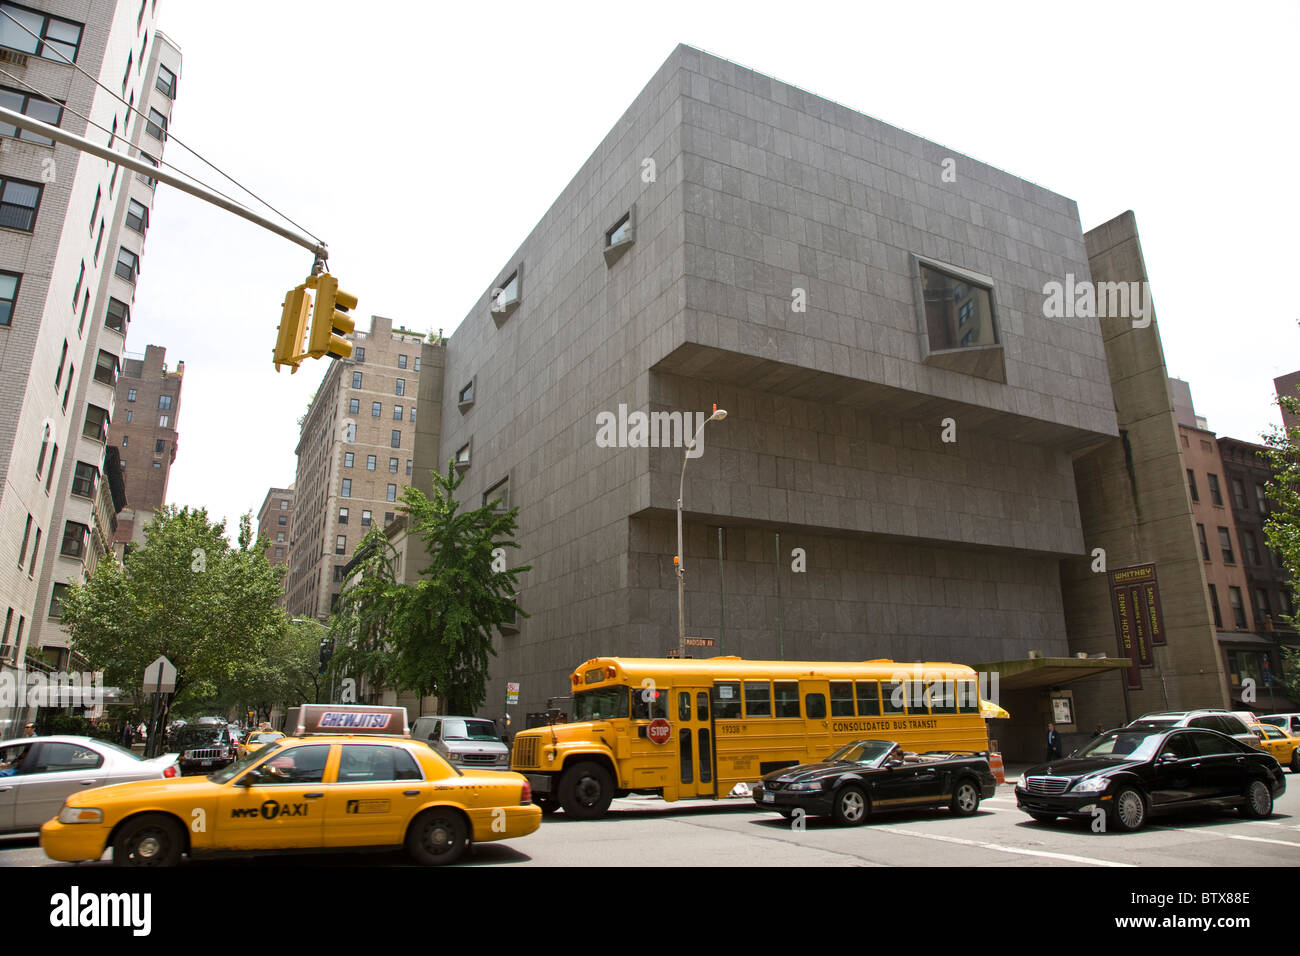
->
left=111, top=342, right=182, bottom=554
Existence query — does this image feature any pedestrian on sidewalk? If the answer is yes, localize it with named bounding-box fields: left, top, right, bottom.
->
left=1046, top=722, right=1062, bottom=761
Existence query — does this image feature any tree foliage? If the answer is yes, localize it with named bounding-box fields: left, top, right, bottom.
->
left=330, top=462, right=529, bottom=714
left=1262, top=392, right=1300, bottom=698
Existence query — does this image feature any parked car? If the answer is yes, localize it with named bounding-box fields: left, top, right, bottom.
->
left=1126, top=710, right=1263, bottom=751
left=752, top=740, right=996, bottom=826
left=0, top=736, right=179, bottom=834
left=409, top=716, right=510, bottom=770
left=173, top=724, right=238, bottom=775
left=1016, top=726, right=1284, bottom=832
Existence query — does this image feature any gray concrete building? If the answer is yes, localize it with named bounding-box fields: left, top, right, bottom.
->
left=439, top=45, right=1139, bottom=755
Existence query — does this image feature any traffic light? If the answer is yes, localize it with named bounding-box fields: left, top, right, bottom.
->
left=272, top=284, right=311, bottom=372
left=318, top=638, right=333, bottom=675
left=307, top=273, right=356, bottom=360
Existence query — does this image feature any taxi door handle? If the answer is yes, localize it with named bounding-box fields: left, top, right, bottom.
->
left=304, top=793, right=324, bottom=799
left=79, top=780, right=101, bottom=786
left=0, top=787, right=10, bottom=793
left=403, top=790, right=420, bottom=796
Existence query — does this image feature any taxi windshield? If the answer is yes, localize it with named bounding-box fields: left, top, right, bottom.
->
left=826, top=741, right=895, bottom=765
left=210, top=741, right=286, bottom=784
left=1074, top=730, right=1163, bottom=761
left=247, top=732, right=283, bottom=745
left=573, top=687, right=629, bottom=722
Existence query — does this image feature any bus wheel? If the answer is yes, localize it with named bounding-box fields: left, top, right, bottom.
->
left=558, top=762, right=614, bottom=820
left=832, top=785, right=868, bottom=826
left=535, top=796, right=560, bottom=815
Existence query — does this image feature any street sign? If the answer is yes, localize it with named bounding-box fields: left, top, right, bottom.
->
left=141, top=656, right=177, bottom=696
left=684, top=637, right=716, bottom=647
left=506, top=681, right=520, bottom=706
left=647, top=718, right=672, bottom=745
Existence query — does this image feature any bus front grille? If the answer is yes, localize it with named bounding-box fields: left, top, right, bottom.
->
left=513, top=736, right=539, bottom=769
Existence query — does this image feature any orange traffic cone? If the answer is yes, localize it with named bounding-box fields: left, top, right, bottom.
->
left=988, top=751, right=1005, bottom=785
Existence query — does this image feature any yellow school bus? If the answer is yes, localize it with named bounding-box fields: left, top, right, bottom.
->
left=510, top=656, right=995, bottom=819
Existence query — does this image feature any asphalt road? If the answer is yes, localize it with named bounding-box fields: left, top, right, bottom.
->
left=3, top=777, right=1300, bottom=868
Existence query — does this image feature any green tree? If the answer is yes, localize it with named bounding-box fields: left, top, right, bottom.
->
left=330, top=462, right=529, bottom=714
left=1262, top=392, right=1300, bottom=698
left=59, top=507, right=288, bottom=732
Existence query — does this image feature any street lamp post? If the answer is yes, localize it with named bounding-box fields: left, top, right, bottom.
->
left=677, top=405, right=727, bottom=658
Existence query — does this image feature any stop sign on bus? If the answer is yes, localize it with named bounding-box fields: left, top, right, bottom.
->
left=647, top=718, right=671, bottom=745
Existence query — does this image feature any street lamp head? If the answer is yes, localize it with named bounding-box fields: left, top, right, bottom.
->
left=710, top=406, right=727, bottom=422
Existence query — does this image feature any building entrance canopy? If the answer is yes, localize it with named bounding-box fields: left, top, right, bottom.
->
left=978, top=656, right=1131, bottom=691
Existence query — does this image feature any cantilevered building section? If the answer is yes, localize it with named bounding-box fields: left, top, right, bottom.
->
left=0, top=1, right=181, bottom=709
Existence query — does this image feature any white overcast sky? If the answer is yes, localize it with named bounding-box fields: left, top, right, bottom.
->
left=137, top=1, right=1300, bottom=538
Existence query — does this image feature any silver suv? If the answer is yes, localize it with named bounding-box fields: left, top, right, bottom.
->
left=1127, top=710, right=1264, bottom=751
left=1258, top=713, right=1300, bottom=737
left=409, top=716, right=510, bottom=770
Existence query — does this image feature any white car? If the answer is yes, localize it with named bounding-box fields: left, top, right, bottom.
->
left=0, top=735, right=180, bottom=834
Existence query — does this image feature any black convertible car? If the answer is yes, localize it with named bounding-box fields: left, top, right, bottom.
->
left=1016, top=726, right=1285, bottom=832
left=752, top=740, right=997, bottom=826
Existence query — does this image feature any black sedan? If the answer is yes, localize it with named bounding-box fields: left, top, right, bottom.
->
left=753, top=740, right=997, bottom=826
left=1016, top=726, right=1285, bottom=832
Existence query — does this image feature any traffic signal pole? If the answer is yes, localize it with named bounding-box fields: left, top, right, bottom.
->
left=0, top=105, right=327, bottom=262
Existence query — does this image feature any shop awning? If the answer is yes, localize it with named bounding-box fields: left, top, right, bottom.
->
left=976, top=656, right=1131, bottom=691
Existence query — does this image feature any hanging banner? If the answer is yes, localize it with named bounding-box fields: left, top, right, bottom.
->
left=1109, top=564, right=1166, bottom=689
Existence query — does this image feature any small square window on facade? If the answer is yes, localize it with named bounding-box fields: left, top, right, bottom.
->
left=455, top=441, right=471, bottom=471
left=604, top=205, right=635, bottom=266
left=911, top=256, right=1005, bottom=383
left=490, top=265, right=522, bottom=322
left=458, top=377, right=475, bottom=411
left=483, top=476, right=509, bottom=511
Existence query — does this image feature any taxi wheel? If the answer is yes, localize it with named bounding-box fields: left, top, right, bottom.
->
left=558, top=762, right=614, bottom=820
left=1110, top=787, right=1147, bottom=832
left=1239, top=779, right=1274, bottom=819
left=406, top=809, right=469, bottom=866
left=831, top=785, right=868, bottom=826
left=112, top=814, right=184, bottom=867
left=949, top=778, right=981, bottom=816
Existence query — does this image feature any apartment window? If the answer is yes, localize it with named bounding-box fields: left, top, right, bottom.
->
left=1242, top=530, right=1261, bottom=566
left=78, top=291, right=88, bottom=335
left=397, top=354, right=408, bottom=369
left=1228, top=586, right=1247, bottom=627
left=93, top=349, right=118, bottom=386
left=335, top=535, right=346, bottom=555
left=121, top=435, right=127, bottom=448
left=17, top=515, right=31, bottom=569
left=391, top=430, right=401, bottom=448
left=919, top=262, right=998, bottom=351
left=49, top=582, right=68, bottom=618
left=125, top=410, right=132, bottom=423
left=455, top=442, right=471, bottom=468
left=344, top=452, right=354, bottom=468
left=44, top=445, right=56, bottom=492
left=145, top=107, right=167, bottom=140
left=125, top=199, right=149, bottom=235
left=105, top=298, right=129, bottom=333
left=388, top=457, right=398, bottom=474
left=458, top=380, right=475, bottom=407
left=126, top=387, right=136, bottom=403
left=354, top=347, right=365, bottom=362
left=393, top=404, right=403, bottom=420
left=414, top=356, right=421, bottom=371
left=154, top=438, right=165, bottom=454
left=352, top=370, right=362, bottom=389
left=0, top=5, right=84, bottom=62
left=386, top=484, right=397, bottom=502
left=280, top=499, right=288, bottom=510
left=36, top=423, right=50, bottom=475
left=340, top=479, right=351, bottom=498
left=371, top=402, right=381, bottom=418
left=0, top=270, right=17, bottom=325
left=274, top=547, right=283, bottom=559
left=395, top=379, right=406, bottom=397
left=1255, top=587, right=1272, bottom=624
left=94, top=220, right=104, bottom=263
left=366, top=455, right=376, bottom=471
left=1186, top=469, right=1198, bottom=502
left=0, top=87, right=63, bottom=144
left=136, top=152, right=158, bottom=189
left=1207, top=473, right=1223, bottom=506
left=26, top=529, right=38, bottom=575
left=71, top=461, right=97, bottom=498
left=159, top=395, right=172, bottom=410
left=82, top=405, right=109, bottom=442
left=275, top=531, right=285, bottom=543
left=484, top=476, right=509, bottom=511
left=158, top=414, right=169, bottom=428
left=1255, top=483, right=1268, bottom=514
left=54, top=339, right=67, bottom=389
left=338, top=507, right=349, bottom=525
left=115, top=247, right=139, bottom=282
left=107, top=116, right=117, bottom=151
left=0, top=176, right=42, bottom=231
left=1208, top=584, right=1222, bottom=628
left=1230, top=477, right=1247, bottom=511
left=409, top=407, right=416, bottom=423
left=385, top=512, right=394, bottom=525
left=344, top=423, right=356, bottom=443
left=406, top=460, right=412, bottom=476
left=1196, top=523, right=1210, bottom=560
left=151, top=461, right=160, bottom=469
left=109, top=163, right=118, bottom=195
left=62, top=365, right=73, bottom=411
left=60, top=521, right=88, bottom=559
left=275, top=514, right=286, bottom=526
left=121, top=53, right=132, bottom=93
left=1218, top=526, right=1235, bottom=564
left=361, top=510, right=372, bottom=527
left=1283, top=591, right=1294, bottom=617
left=348, top=398, right=359, bottom=414
left=155, top=64, right=176, bottom=99
left=491, top=269, right=520, bottom=316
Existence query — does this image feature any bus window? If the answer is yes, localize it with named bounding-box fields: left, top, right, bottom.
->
left=574, top=687, right=629, bottom=721
left=678, top=692, right=691, bottom=721
left=632, top=688, right=670, bottom=720
left=743, top=681, right=771, bottom=718
left=906, top=682, right=927, bottom=714
left=713, top=682, right=741, bottom=719
left=929, top=680, right=956, bottom=715
left=856, top=681, right=881, bottom=716
left=805, top=692, right=826, bottom=720
left=882, top=681, right=906, bottom=715
left=774, top=681, right=799, bottom=718
left=956, top=681, right=980, bottom=714
left=830, top=681, right=854, bottom=716
left=696, top=692, right=709, bottom=722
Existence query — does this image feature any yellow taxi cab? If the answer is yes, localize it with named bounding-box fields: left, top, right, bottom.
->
left=40, top=705, right=540, bottom=867
left=241, top=730, right=285, bottom=756
left=1251, top=722, right=1300, bottom=773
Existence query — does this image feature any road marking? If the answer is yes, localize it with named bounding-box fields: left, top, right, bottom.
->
left=1218, top=833, right=1300, bottom=849
left=872, top=825, right=1134, bottom=866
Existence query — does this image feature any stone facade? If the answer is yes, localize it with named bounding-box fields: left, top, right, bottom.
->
left=256, top=485, right=294, bottom=569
